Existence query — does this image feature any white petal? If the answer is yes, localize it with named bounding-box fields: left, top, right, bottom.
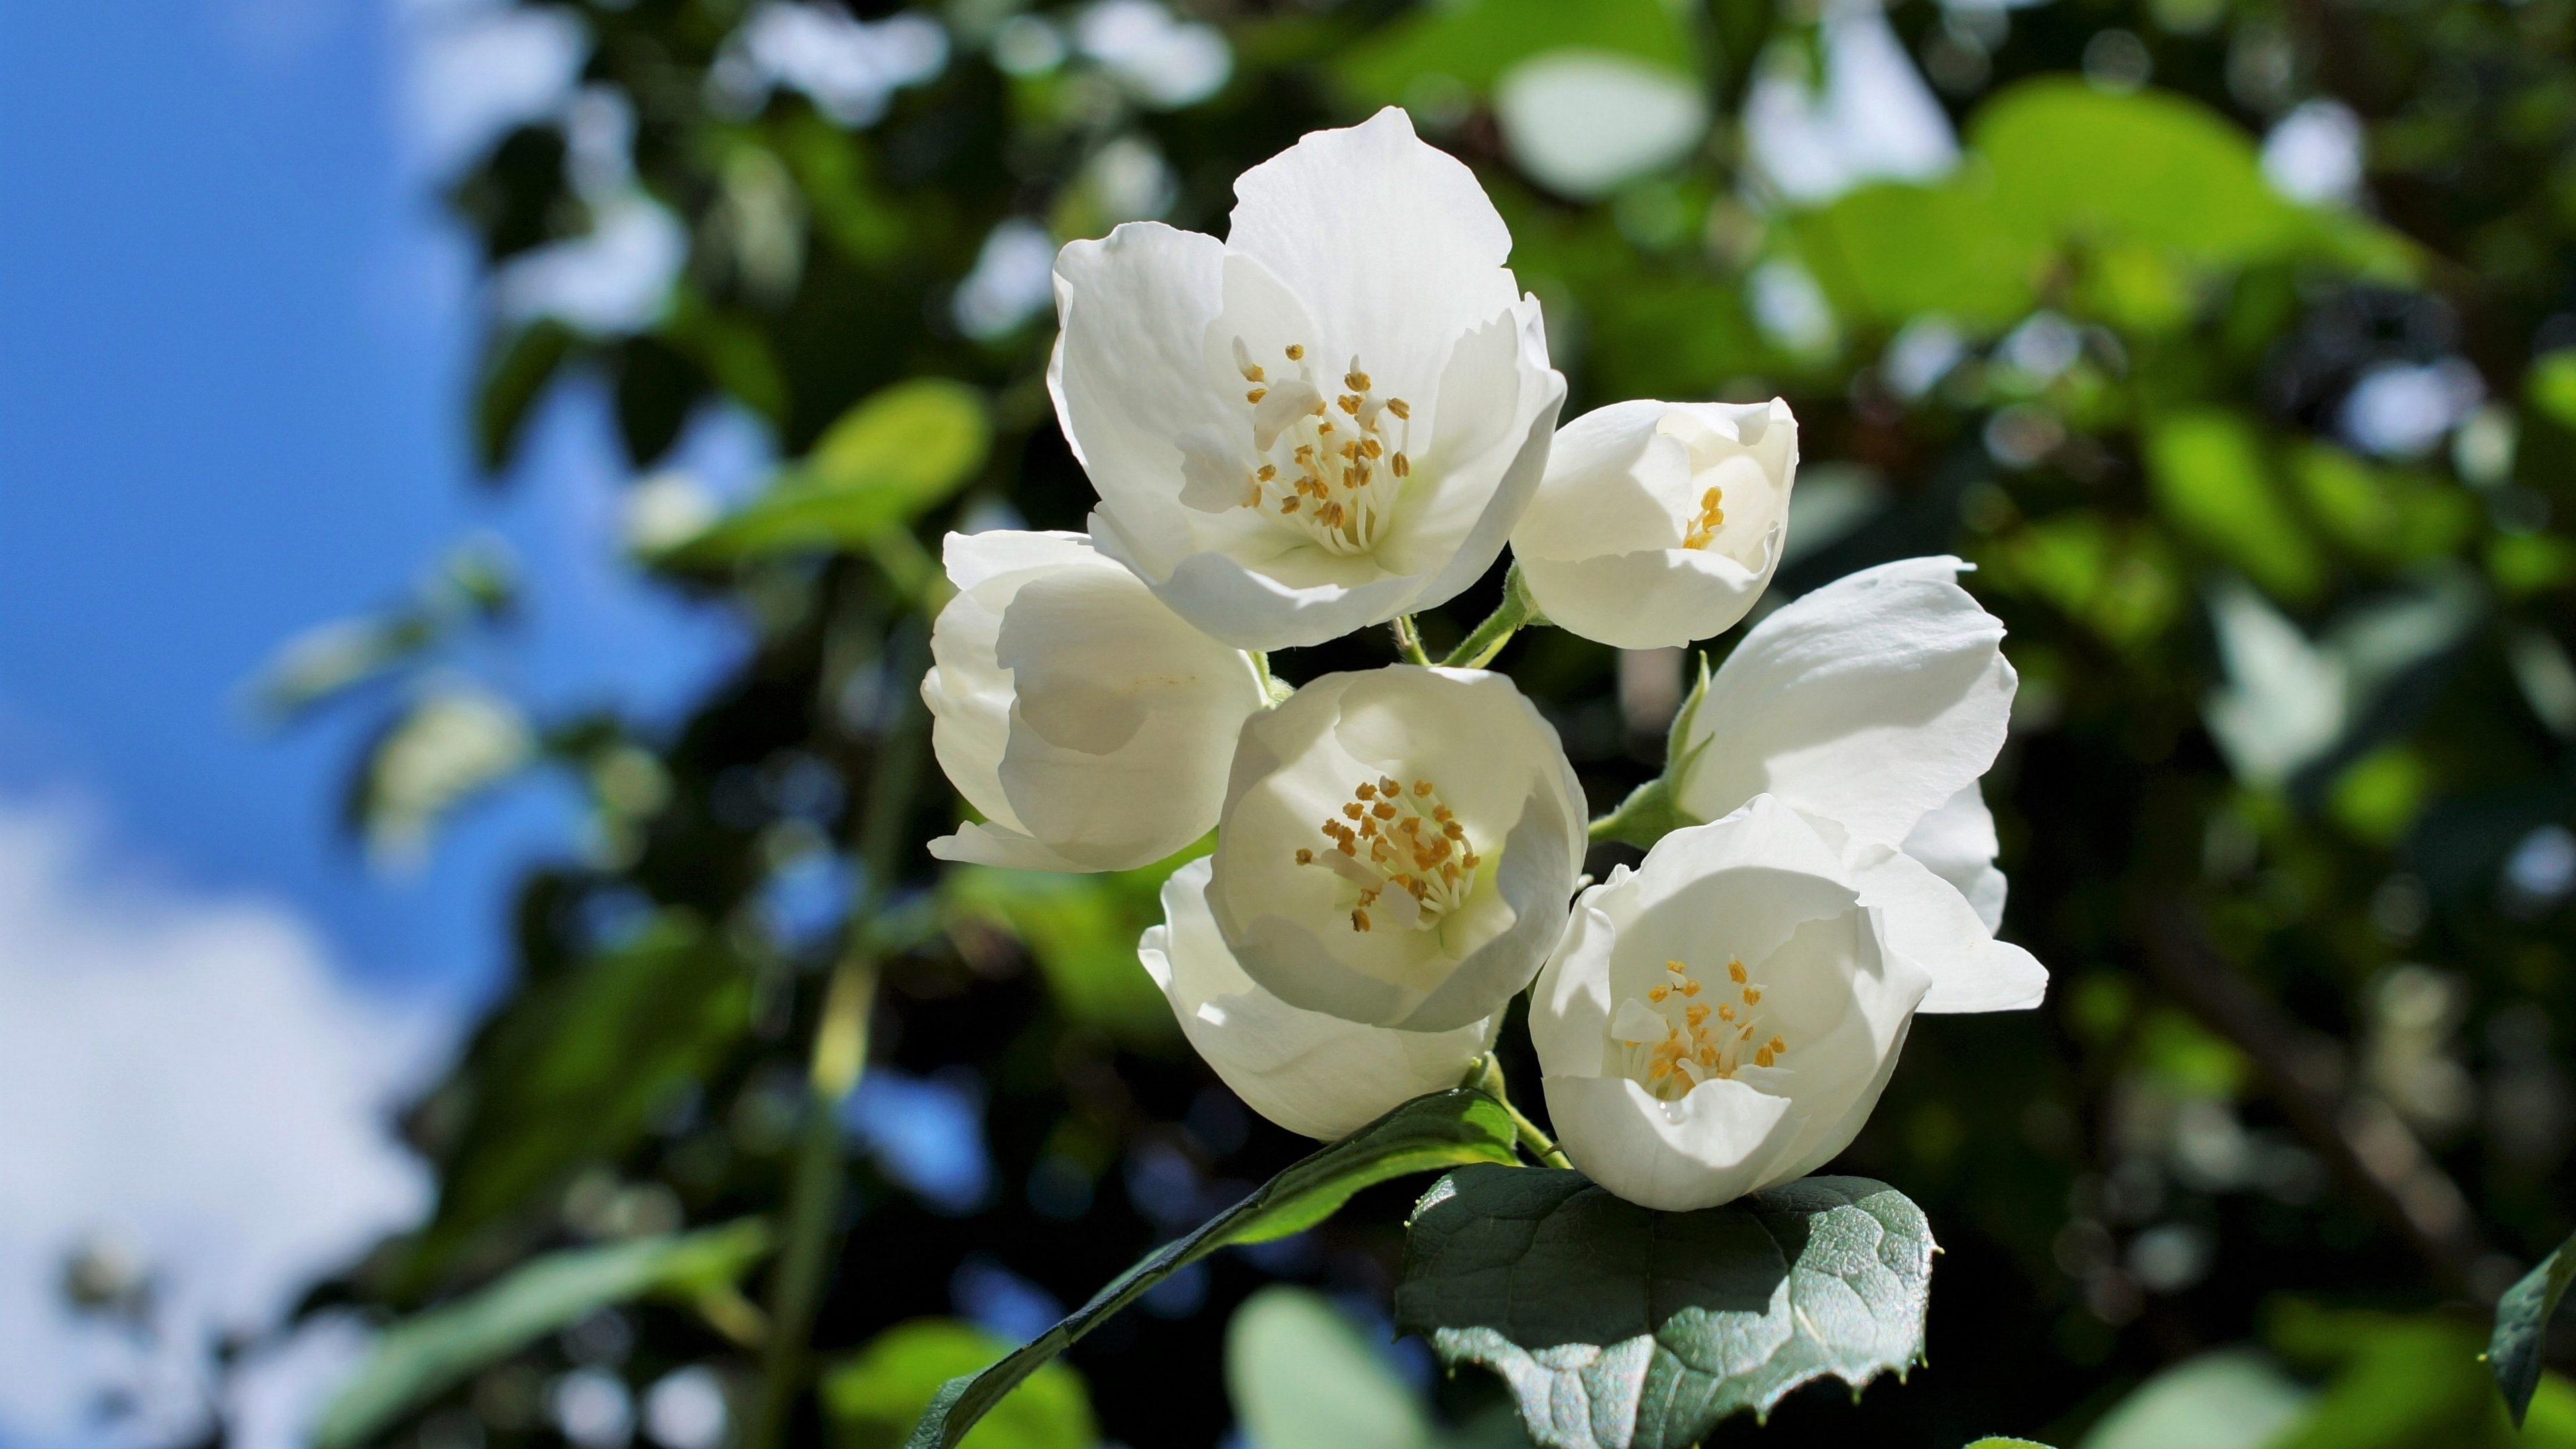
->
left=1900, top=782, right=2008, bottom=933
left=1542, top=1073, right=1799, bottom=1213
left=1847, top=841, right=2047, bottom=1014
left=924, top=531, right=1102, bottom=834
left=1226, top=107, right=1521, bottom=414
left=1142, top=860, right=1495, bottom=1140
left=1517, top=541, right=1780, bottom=650
left=1049, top=221, right=1232, bottom=576
left=1677, top=556, right=2013, bottom=847
left=1116, top=530, right=1427, bottom=650
left=1375, top=297, right=1564, bottom=602
left=927, top=819, right=1089, bottom=872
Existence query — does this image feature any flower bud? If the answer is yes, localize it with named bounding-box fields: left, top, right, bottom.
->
left=922, top=531, right=1268, bottom=872
left=1511, top=398, right=1797, bottom=650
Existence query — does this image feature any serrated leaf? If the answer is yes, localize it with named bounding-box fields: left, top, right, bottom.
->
left=2491, top=1230, right=2576, bottom=1426
left=661, top=380, right=989, bottom=568
left=316, top=1219, right=770, bottom=1449
left=1394, top=1168, right=1934, bottom=1449
left=904, top=1089, right=1521, bottom=1449
left=396, top=916, right=753, bottom=1294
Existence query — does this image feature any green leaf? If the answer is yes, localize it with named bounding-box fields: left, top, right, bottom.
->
left=1973, top=80, right=2312, bottom=267
left=1337, top=0, right=1695, bottom=107
left=828, top=1320, right=1095, bottom=1449
left=2079, top=1348, right=2312, bottom=1449
left=398, top=915, right=753, bottom=1293
left=2143, top=410, right=2326, bottom=604
left=316, top=1219, right=770, bottom=1449
left=904, top=1089, right=1521, bottom=1449
left=1228, top=1286, right=1436, bottom=1449
left=1393, top=1168, right=1934, bottom=1449
left=474, top=318, right=577, bottom=476
left=2491, top=1230, right=2576, bottom=1426
left=661, top=380, right=989, bottom=567
left=1792, top=178, right=2044, bottom=330
left=1960, top=1441, right=2054, bottom=1448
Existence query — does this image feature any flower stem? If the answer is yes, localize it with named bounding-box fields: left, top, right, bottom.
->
left=1391, top=614, right=1433, bottom=666
left=1469, top=1053, right=1572, bottom=1170
left=1438, top=564, right=1544, bottom=670
left=745, top=624, right=930, bottom=1449
left=1587, top=777, right=1693, bottom=851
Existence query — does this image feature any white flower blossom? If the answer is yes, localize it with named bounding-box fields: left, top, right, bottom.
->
left=1530, top=795, right=1933, bottom=1212
left=1141, top=859, right=1497, bottom=1139
left=1666, top=555, right=2045, bottom=1013
left=1512, top=398, right=1798, bottom=650
left=922, top=530, right=1267, bottom=872
left=1049, top=107, right=1566, bottom=650
left=1205, top=666, right=1586, bottom=1032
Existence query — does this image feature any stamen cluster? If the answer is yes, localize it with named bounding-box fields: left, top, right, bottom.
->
left=1293, top=774, right=1481, bottom=932
left=1617, top=958, right=1788, bottom=1102
left=1680, top=485, right=1727, bottom=551
left=1232, top=340, right=1414, bottom=557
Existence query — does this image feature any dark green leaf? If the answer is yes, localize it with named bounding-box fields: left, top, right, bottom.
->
left=316, top=1219, right=770, bottom=1449
left=1394, top=1169, right=1933, bottom=1449
left=827, top=1320, right=1096, bottom=1449
left=397, top=916, right=753, bottom=1293
left=474, top=319, right=577, bottom=476
left=2491, top=1231, right=2576, bottom=1426
left=2143, top=409, right=2326, bottom=603
left=659, top=379, right=990, bottom=568
left=904, top=1089, right=1521, bottom=1449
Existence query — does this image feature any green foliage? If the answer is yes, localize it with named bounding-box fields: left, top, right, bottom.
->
left=398, top=915, right=753, bottom=1292
left=315, top=1220, right=770, bottom=1449
left=1395, top=1168, right=1932, bottom=1448
left=2142, top=411, right=2325, bottom=603
left=475, top=318, right=577, bottom=475
left=906, top=1091, right=1521, bottom=1449
left=2490, top=1230, right=2576, bottom=1427
left=1227, top=1286, right=1436, bottom=1449
left=1336, top=0, right=1698, bottom=107
left=826, top=1321, right=1095, bottom=1449
left=2265, top=1302, right=2576, bottom=1448
left=659, top=379, right=991, bottom=567
left=940, top=845, right=1208, bottom=1046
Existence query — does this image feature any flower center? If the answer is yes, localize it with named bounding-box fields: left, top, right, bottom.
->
left=1230, top=340, right=1413, bottom=557
left=1681, top=486, right=1726, bottom=550
left=1612, top=958, right=1788, bottom=1102
left=1294, top=774, right=1481, bottom=933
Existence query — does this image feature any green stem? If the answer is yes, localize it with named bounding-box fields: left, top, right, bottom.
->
left=1438, top=564, right=1542, bottom=670
left=1588, top=777, right=1694, bottom=852
left=1468, top=1054, right=1572, bottom=1170
left=1391, top=614, right=1432, bottom=667
left=746, top=624, right=930, bottom=1449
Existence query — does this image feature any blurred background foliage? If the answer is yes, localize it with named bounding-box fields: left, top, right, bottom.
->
left=253, top=0, right=2576, bottom=1443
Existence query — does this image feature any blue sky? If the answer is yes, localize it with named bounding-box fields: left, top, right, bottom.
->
left=0, top=5, right=748, bottom=1442
left=0, top=0, right=741, bottom=998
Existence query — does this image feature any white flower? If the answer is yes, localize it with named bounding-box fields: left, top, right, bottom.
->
left=1529, top=796, right=1933, bottom=1212
left=1205, top=665, right=1586, bottom=1032
left=1512, top=398, right=1799, bottom=650
left=1666, top=556, right=2046, bottom=1014
left=1049, top=107, right=1566, bottom=651
left=1142, top=859, right=1497, bottom=1139
left=922, top=530, right=1267, bottom=872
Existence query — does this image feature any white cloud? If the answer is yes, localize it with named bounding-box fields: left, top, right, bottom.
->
left=0, top=798, right=440, bottom=1449
left=400, top=0, right=589, bottom=178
